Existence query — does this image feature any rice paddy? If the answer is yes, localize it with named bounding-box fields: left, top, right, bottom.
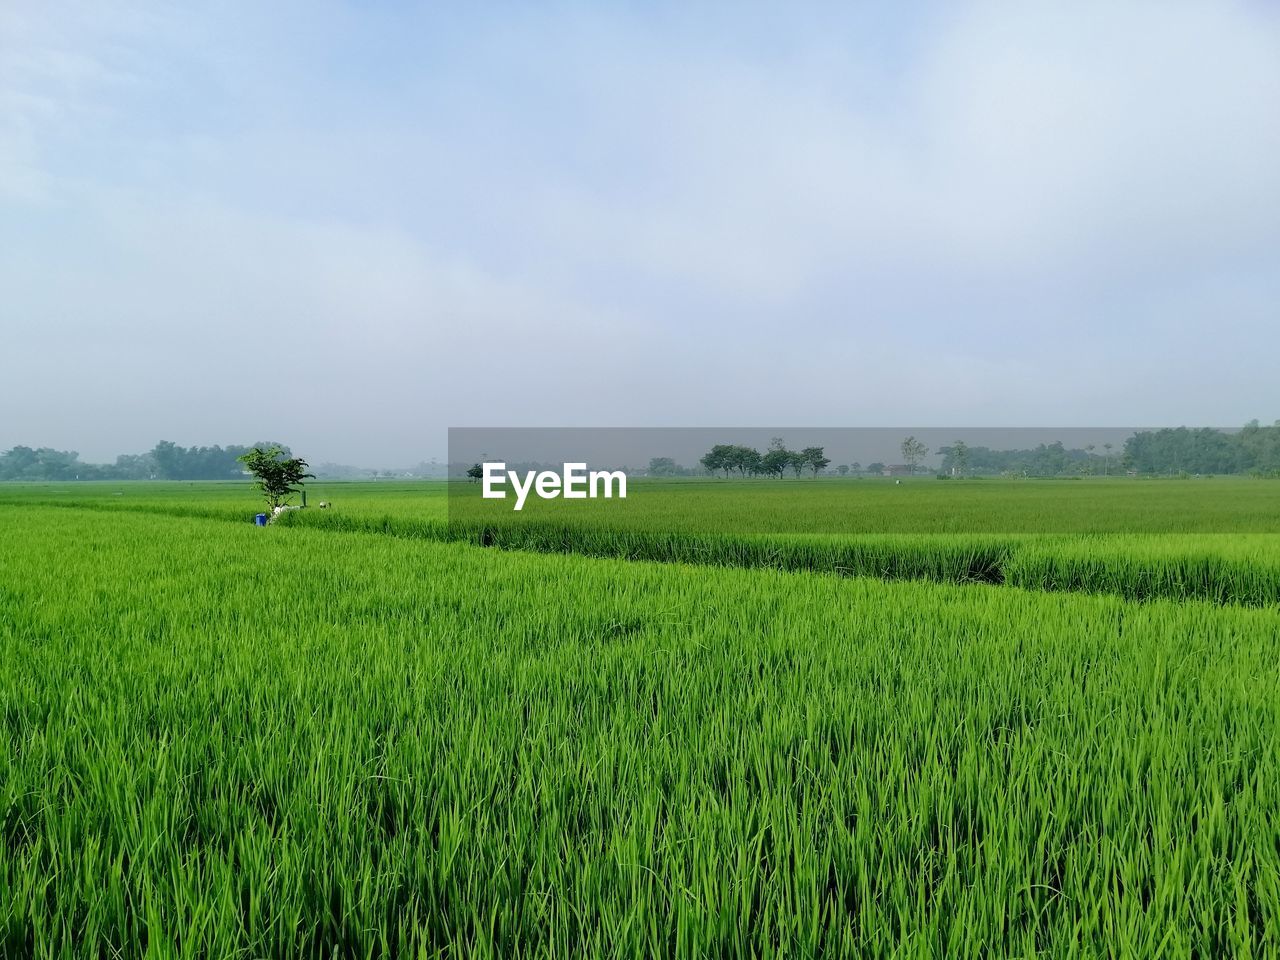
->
left=1, top=480, right=1278, bottom=957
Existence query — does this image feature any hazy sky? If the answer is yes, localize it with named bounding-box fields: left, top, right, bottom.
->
left=3, top=2, right=1278, bottom=465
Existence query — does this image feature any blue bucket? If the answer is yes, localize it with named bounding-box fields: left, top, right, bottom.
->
left=254, top=513, right=268, bottom=526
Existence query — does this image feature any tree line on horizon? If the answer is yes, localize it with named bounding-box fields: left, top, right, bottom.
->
left=698, top=439, right=831, bottom=479
left=0, top=441, right=293, bottom=482
left=686, top=436, right=921, bottom=479
left=936, top=422, right=1280, bottom=477
left=5, top=421, right=1280, bottom=481
left=672, top=421, right=1280, bottom=479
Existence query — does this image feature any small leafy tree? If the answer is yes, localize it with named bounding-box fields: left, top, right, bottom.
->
left=238, top=445, right=313, bottom=511
left=952, top=440, right=969, bottom=477
left=801, top=446, right=830, bottom=477
left=731, top=445, right=762, bottom=478
left=466, top=463, right=484, bottom=481
left=836, top=464, right=849, bottom=476
left=647, top=457, right=678, bottom=477
left=761, top=439, right=791, bottom=479
left=901, top=436, right=928, bottom=475
left=701, top=444, right=735, bottom=478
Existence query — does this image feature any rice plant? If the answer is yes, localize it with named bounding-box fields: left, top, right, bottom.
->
left=2, top=506, right=1278, bottom=957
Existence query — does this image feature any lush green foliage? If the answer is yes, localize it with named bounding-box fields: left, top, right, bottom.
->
left=448, top=475, right=1280, bottom=536
left=0, top=441, right=296, bottom=481
left=2, top=506, right=1278, bottom=957
left=1125, top=421, right=1280, bottom=476
left=683, top=420, right=1280, bottom=477
left=5, top=478, right=1280, bottom=606
left=8, top=475, right=1280, bottom=535
left=237, top=446, right=314, bottom=512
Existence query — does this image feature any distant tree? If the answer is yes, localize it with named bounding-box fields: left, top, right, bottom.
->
left=700, top=444, right=738, bottom=478
left=150, top=440, right=184, bottom=480
left=761, top=439, right=792, bottom=479
left=0, top=445, right=38, bottom=479
left=866, top=462, right=885, bottom=476
left=41, top=448, right=82, bottom=480
left=734, top=446, right=763, bottom=478
left=788, top=450, right=807, bottom=478
left=700, top=445, right=726, bottom=478
left=850, top=461, right=861, bottom=475
left=1042, top=441, right=1069, bottom=476
left=900, top=436, right=928, bottom=476
left=647, top=456, right=677, bottom=477
left=466, top=463, right=483, bottom=481
left=1103, top=442, right=1113, bottom=476
left=760, top=449, right=789, bottom=478
left=951, top=440, right=969, bottom=478
left=238, top=445, right=313, bottom=511
left=12, top=447, right=81, bottom=480
left=112, top=452, right=155, bottom=480
left=801, top=446, right=830, bottom=477
left=700, top=445, right=764, bottom=478
left=149, top=440, right=277, bottom=480
left=0, top=441, right=299, bottom=481
left=836, top=464, right=849, bottom=476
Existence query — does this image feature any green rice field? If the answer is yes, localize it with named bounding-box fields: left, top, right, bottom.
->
left=1, top=479, right=1278, bottom=957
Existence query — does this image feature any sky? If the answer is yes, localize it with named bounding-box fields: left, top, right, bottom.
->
left=2, top=1, right=1278, bottom=466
